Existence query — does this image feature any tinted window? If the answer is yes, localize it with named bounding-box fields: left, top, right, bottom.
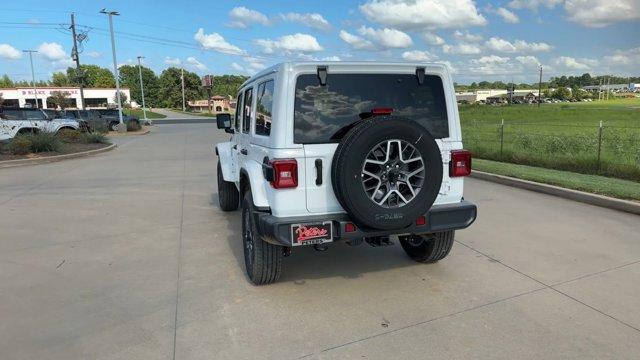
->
left=242, top=88, right=253, bottom=134
left=255, top=80, right=274, bottom=136
left=294, top=74, right=449, bottom=144
left=24, top=109, right=47, bottom=120
left=1, top=109, right=23, bottom=120
left=234, top=92, right=243, bottom=131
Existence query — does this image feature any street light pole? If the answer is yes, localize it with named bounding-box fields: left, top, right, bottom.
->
left=181, top=67, right=186, bottom=112
left=23, top=50, right=38, bottom=108
left=100, top=8, right=126, bottom=133
left=538, top=65, right=543, bottom=108
left=137, top=56, right=147, bottom=121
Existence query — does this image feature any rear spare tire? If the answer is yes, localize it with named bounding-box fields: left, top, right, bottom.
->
left=331, top=116, right=442, bottom=230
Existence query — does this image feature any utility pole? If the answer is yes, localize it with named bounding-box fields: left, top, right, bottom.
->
left=23, top=50, right=39, bottom=108
left=181, top=67, right=186, bottom=112
left=538, top=65, right=543, bottom=107
left=100, top=8, right=126, bottom=132
left=70, top=13, right=85, bottom=110
left=137, top=56, right=147, bottom=121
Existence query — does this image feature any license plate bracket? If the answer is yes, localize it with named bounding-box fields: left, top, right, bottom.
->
left=291, top=221, right=333, bottom=246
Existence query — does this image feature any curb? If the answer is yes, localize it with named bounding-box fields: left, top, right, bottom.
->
left=470, top=170, right=640, bottom=216
left=0, top=143, right=117, bottom=169
left=107, top=128, right=151, bottom=137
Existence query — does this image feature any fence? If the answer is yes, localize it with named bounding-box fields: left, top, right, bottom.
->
left=462, top=121, right=640, bottom=181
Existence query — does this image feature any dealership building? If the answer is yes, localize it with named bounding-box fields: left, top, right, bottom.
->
left=0, top=87, right=132, bottom=109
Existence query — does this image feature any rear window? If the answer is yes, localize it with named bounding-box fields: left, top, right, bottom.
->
left=294, top=73, right=449, bottom=144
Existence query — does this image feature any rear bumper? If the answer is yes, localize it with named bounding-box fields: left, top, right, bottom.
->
left=256, top=200, right=477, bottom=247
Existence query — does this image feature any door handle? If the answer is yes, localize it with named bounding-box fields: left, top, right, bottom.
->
left=240, top=149, right=248, bottom=155
left=315, top=159, right=323, bottom=185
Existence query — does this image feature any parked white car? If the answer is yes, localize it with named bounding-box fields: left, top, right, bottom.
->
left=0, top=107, right=80, bottom=141
left=215, top=62, right=477, bottom=285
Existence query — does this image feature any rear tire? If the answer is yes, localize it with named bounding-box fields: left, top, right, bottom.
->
left=399, top=231, right=454, bottom=263
left=242, top=191, right=283, bottom=285
left=217, top=160, right=239, bottom=211
left=109, top=122, right=119, bottom=132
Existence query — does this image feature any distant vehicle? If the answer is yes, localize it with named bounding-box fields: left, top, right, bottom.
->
left=0, top=107, right=81, bottom=141
left=95, top=109, right=141, bottom=130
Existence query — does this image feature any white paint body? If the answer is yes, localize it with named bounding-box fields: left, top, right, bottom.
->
left=0, top=110, right=80, bottom=141
left=216, top=62, right=465, bottom=218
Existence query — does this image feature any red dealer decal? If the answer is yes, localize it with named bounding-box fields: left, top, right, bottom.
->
left=295, top=226, right=328, bottom=242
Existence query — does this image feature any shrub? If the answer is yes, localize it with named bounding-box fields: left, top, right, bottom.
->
left=127, top=120, right=141, bottom=131
left=57, top=129, right=82, bottom=143
left=80, top=132, right=110, bottom=144
left=29, top=131, right=61, bottom=153
left=9, top=135, right=33, bottom=155
left=92, top=123, right=109, bottom=134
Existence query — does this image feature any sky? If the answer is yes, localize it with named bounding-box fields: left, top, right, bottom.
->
left=0, top=0, right=639, bottom=85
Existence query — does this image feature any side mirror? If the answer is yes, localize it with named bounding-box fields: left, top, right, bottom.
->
left=216, top=113, right=232, bottom=131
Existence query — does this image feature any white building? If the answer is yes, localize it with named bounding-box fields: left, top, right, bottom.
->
left=456, top=89, right=541, bottom=103
left=0, top=87, right=132, bottom=109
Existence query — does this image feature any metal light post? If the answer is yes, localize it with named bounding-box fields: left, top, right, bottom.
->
left=100, top=8, right=126, bottom=132
left=137, top=56, right=147, bottom=121
left=181, top=67, right=186, bottom=112
left=23, top=50, right=39, bottom=108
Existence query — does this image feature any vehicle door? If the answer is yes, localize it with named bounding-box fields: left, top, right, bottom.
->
left=227, top=90, right=244, bottom=183
left=25, top=109, right=48, bottom=132
left=236, top=87, right=254, bottom=183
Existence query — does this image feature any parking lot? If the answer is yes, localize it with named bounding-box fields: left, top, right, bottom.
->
left=1, top=123, right=639, bottom=359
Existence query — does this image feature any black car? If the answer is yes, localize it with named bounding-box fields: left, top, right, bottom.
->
left=94, top=109, right=140, bottom=131
left=62, top=109, right=139, bottom=131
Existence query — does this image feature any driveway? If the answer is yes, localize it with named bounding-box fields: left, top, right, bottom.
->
left=1, top=124, right=639, bottom=360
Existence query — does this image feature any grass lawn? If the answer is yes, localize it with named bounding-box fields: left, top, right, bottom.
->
left=170, top=109, right=217, bottom=117
left=123, top=108, right=167, bottom=119
left=459, top=98, right=640, bottom=181
left=473, top=158, right=640, bottom=201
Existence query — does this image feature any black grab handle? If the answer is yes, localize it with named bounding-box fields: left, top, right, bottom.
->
left=315, top=159, right=323, bottom=186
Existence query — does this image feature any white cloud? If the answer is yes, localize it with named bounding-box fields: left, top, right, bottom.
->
left=0, top=44, right=21, bottom=59
left=485, top=37, right=553, bottom=53
left=442, top=43, right=481, bottom=55
left=228, top=6, right=269, bottom=28
left=515, top=55, right=541, bottom=68
left=423, top=32, right=445, bottom=45
left=473, top=55, right=510, bottom=64
left=402, top=50, right=437, bottom=61
left=194, top=28, right=245, bottom=55
left=281, top=12, right=331, bottom=30
left=564, top=0, right=640, bottom=27
left=603, top=47, right=640, bottom=66
left=186, top=57, right=208, bottom=71
left=453, top=30, right=483, bottom=42
left=231, top=62, right=244, bottom=72
left=357, top=26, right=413, bottom=49
left=37, top=42, right=67, bottom=61
left=441, top=61, right=457, bottom=74
left=244, top=56, right=267, bottom=71
left=359, top=0, right=487, bottom=29
left=321, top=56, right=342, bottom=61
left=508, top=0, right=562, bottom=10
left=553, top=56, right=598, bottom=71
left=256, top=33, right=323, bottom=54
left=164, top=57, right=181, bottom=66
left=339, top=30, right=375, bottom=50
left=496, top=7, right=520, bottom=23
left=85, top=51, right=102, bottom=58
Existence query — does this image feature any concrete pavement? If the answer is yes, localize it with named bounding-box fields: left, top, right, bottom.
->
left=1, top=124, right=639, bottom=360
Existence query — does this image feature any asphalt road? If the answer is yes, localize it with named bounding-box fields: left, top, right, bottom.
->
left=1, top=124, right=639, bottom=360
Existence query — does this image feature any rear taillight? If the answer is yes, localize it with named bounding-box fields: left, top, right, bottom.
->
left=450, top=150, right=472, bottom=177
left=270, top=159, right=298, bottom=189
left=371, top=107, right=393, bottom=115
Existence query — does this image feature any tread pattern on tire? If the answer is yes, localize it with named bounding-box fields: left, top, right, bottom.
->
left=243, top=192, right=283, bottom=285
left=217, top=160, right=239, bottom=211
left=399, top=230, right=454, bottom=263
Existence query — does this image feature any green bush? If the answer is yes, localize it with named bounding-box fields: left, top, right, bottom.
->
left=127, top=120, right=141, bottom=131
left=29, top=131, right=61, bottom=153
left=80, top=132, right=110, bottom=144
left=9, top=135, right=32, bottom=155
left=57, top=129, right=82, bottom=143
left=92, top=123, right=109, bottom=134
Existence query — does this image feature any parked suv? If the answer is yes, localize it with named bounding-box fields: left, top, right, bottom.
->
left=215, top=62, right=477, bottom=285
left=0, top=107, right=81, bottom=141
left=95, top=109, right=141, bottom=131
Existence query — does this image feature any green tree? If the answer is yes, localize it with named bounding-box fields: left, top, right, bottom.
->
left=48, top=91, right=72, bottom=109
left=158, top=67, right=201, bottom=108
left=50, top=72, right=71, bottom=86
left=552, top=86, right=571, bottom=100
left=212, top=74, right=249, bottom=98
left=67, top=65, right=115, bottom=88
left=118, top=65, right=160, bottom=107
left=113, top=91, right=128, bottom=105
left=0, top=74, right=13, bottom=88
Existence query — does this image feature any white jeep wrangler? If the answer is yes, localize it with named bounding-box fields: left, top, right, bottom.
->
left=215, top=62, right=477, bottom=285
